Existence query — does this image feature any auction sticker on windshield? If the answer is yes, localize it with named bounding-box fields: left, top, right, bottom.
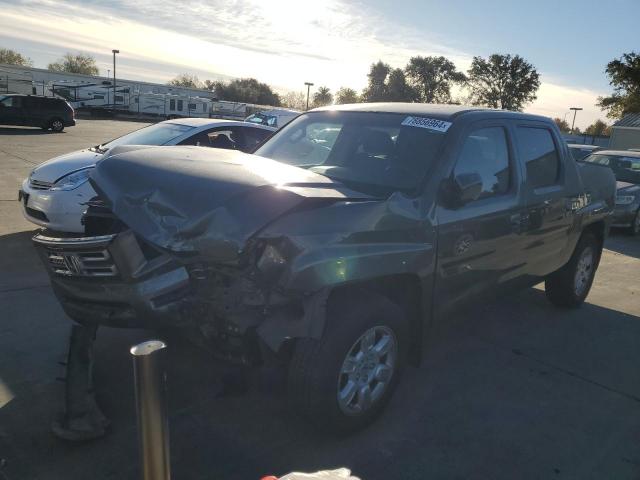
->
left=401, top=116, right=452, bottom=133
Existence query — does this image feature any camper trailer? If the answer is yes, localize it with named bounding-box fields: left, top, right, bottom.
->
left=130, top=93, right=211, bottom=118
left=0, top=65, right=35, bottom=95
left=47, top=80, right=131, bottom=109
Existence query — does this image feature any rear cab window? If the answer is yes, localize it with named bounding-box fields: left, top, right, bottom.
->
left=515, top=126, right=561, bottom=189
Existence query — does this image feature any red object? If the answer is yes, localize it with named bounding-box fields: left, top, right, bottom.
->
left=261, top=477, right=278, bottom=480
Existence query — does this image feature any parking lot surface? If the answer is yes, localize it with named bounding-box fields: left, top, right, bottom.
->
left=0, top=120, right=639, bottom=480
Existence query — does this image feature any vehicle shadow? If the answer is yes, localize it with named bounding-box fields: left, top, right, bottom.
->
left=2, top=277, right=639, bottom=479
left=605, top=230, right=640, bottom=259
left=0, top=127, right=55, bottom=135
left=0, top=229, right=48, bottom=291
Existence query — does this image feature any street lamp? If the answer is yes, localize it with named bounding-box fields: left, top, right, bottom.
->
left=112, top=49, right=120, bottom=106
left=304, top=82, right=314, bottom=110
left=570, top=107, right=583, bottom=134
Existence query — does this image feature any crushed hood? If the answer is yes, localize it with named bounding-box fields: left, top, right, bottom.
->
left=90, top=146, right=371, bottom=260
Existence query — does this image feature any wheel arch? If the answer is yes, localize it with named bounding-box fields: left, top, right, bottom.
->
left=326, top=274, right=424, bottom=366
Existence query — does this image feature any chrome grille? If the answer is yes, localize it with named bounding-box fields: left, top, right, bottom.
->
left=29, top=179, right=53, bottom=190
left=33, top=233, right=119, bottom=278
left=45, top=248, right=118, bottom=277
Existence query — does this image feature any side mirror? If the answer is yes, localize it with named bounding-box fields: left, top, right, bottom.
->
left=440, top=172, right=484, bottom=208
left=456, top=172, right=484, bottom=204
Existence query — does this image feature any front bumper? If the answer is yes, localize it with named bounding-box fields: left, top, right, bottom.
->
left=612, top=202, right=639, bottom=227
left=33, top=231, right=192, bottom=328
left=32, top=230, right=286, bottom=363
left=19, top=178, right=94, bottom=233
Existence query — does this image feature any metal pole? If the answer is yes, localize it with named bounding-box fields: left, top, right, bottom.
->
left=570, top=107, right=582, bottom=134
left=112, top=50, right=119, bottom=106
left=131, top=340, right=171, bottom=480
left=304, top=82, right=314, bottom=110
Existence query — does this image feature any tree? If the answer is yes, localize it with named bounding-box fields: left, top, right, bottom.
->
left=597, top=52, right=640, bottom=119
left=0, top=48, right=32, bottom=67
left=280, top=91, right=307, bottom=110
left=361, top=60, right=391, bottom=102
left=48, top=53, right=99, bottom=75
left=168, top=73, right=202, bottom=88
left=572, top=126, right=582, bottom=135
left=335, top=87, right=359, bottom=104
left=387, top=68, right=417, bottom=102
left=312, top=86, right=333, bottom=107
left=213, top=78, right=281, bottom=106
left=553, top=117, right=571, bottom=133
left=466, top=54, right=541, bottom=111
left=405, top=56, right=465, bottom=103
left=584, top=119, right=611, bottom=137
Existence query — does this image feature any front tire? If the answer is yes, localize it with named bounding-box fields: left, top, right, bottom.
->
left=288, top=291, right=407, bottom=434
left=50, top=118, right=65, bottom=132
left=628, top=209, right=640, bottom=236
left=545, top=232, right=600, bottom=308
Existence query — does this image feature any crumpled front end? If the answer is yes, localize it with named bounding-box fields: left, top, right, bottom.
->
left=33, top=225, right=317, bottom=364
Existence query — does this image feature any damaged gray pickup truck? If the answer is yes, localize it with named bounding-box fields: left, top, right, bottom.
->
left=34, top=104, right=615, bottom=433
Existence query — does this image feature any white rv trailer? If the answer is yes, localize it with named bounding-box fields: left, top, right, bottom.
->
left=130, top=93, right=212, bottom=118
left=48, top=80, right=131, bottom=108
left=0, top=65, right=35, bottom=95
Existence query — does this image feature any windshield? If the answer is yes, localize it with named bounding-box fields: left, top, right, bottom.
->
left=98, top=122, right=195, bottom=152
left=254, top=111, right=448, bottom=194
left=582, top=153, right=640, bottom=184
left=246, top=113, right=276, bottom=127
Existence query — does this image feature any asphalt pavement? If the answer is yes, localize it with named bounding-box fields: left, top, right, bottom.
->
left=0, top=120, right=639, bottom=480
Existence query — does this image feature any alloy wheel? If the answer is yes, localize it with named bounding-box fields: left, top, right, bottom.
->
left=337, top=326, right=397, bottom=416
left=574, top=246, right=594, bottom=297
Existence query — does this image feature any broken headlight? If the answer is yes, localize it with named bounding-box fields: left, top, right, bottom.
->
left=257, top=243, right=287, bottom=279
left=51, top=167, right=93, bottom=191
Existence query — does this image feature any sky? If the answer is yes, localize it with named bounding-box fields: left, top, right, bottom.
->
left=0, top=0, right=638, bottom=128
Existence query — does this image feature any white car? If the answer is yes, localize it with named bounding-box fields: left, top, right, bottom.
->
left=19, top=118, right=275, bottom=233
left=245, top=108, right=300, bottom=128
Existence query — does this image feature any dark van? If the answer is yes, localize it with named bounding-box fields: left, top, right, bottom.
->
left=0, top=94, right=75, bottom=132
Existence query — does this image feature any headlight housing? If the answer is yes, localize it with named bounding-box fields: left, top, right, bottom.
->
left=50, top=167, right=93, bottom=191
left=257, top=243, right=287, bottom=275
left=616, top=195, right=636, bottom=205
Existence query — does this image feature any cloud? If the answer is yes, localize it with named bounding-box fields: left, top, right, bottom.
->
left=526, top=81, right=608, bottom=129
left=0, top=0, right=610, bottom=127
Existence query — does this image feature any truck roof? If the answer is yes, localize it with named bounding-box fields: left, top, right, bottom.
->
left=312, top=102, right=550, bottom=123
left=593, top=150, right=640, bottom=158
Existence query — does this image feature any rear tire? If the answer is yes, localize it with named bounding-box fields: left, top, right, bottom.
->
left=288, top=291, right=407, bottom=434
left=545, top=232, right=600, bottom=308
left=49, top=118, right=65, bottom=132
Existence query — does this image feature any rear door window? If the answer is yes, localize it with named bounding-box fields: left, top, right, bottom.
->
left=516, top=127, right=560, bottom=188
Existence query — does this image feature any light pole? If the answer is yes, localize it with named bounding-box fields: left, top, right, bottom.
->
left=570, top=107, right=583, bottom=134
left=112, top=49, right=119, bottom=106
left=304, top=82, right=314, bottom=110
